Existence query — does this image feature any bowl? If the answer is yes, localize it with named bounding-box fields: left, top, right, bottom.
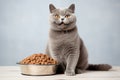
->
left=17, top=63, right=57, bottom=76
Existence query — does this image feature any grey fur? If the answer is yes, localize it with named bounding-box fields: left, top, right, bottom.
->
left=46, top=4, right=112, bottom=76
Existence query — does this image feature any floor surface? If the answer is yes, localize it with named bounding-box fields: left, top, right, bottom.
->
left=0, top=66, right=120, bottom=80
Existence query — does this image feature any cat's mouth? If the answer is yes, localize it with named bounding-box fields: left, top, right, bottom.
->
left=59, top=22, right=65, bottom=25
left=58, top=22, right=69, bottom=25
left=54, top=21, right=73, bottom=26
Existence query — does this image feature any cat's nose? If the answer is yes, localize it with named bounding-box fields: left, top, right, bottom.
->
left=61, top=18, right=64, bottom=21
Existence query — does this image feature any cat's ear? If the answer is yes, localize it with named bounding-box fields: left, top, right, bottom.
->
left=68, top=4, right=75, bottom=13
left=49, top=4, right=56, bottom=13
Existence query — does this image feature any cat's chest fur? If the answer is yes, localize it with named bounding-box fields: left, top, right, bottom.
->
left=49, top=27, right=78, bottom=42
left=49, top=27, right=79, bottom=55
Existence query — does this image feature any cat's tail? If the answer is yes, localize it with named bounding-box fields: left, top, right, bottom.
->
left=87, top=64, right=112, bottom=71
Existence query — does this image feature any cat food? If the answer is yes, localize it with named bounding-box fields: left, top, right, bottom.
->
left=20, top=53, right=57, bottom=65
left=18, top=53, right=58, bottom=76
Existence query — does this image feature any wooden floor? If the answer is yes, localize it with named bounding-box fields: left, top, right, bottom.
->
left=0, top=66, right=120, bottom=80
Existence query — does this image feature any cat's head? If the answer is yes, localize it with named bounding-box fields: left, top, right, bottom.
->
left=49, top=4, right=76, bottom=31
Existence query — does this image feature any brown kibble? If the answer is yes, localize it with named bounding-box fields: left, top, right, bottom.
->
left=20, top=53, right=57, bottom=65
left=41, top=62, right=44, bottom=65
left=44, top=62, right=48, bottom=65
left=46, top=59, right=49, bottom=61
left=41, top=56, right=44, bottom=59
left=42, top=59, right=47, bottom=62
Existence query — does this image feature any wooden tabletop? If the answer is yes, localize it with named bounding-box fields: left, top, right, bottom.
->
left=0, top=66, right=120, bottom=80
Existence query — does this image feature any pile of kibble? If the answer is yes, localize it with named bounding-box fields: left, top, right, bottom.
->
left=20, top=54, right=57, bottom=65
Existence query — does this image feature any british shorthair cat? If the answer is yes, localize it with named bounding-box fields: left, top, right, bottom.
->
left=45, top=4, right=112, bottom=76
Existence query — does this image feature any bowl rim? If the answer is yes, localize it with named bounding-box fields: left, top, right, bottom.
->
left=16, top=62, right=59, bottom=66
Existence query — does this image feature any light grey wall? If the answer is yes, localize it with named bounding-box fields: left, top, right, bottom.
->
left=0, top=0, right=120, bottom=66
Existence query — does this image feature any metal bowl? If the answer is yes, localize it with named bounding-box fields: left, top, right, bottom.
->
left=17, top=63, right=57, bottom=76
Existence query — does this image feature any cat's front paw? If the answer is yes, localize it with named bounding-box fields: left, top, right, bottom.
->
left=65, top=70, right=75, bottom=76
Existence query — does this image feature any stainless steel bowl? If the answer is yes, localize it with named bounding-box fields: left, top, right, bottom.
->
left=17, top=63, right=57, bottom=76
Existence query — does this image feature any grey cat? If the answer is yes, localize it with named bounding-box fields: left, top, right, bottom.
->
left=45, top=4, right=112, bottom=76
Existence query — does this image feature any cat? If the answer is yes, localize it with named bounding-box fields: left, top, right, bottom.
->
left=45, top=4, right=112, bottom=76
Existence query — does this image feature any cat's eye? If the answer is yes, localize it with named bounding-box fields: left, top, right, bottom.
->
left=65, top=15, right=70, bottom=18
left=54, top=14, right=60, bottom=18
